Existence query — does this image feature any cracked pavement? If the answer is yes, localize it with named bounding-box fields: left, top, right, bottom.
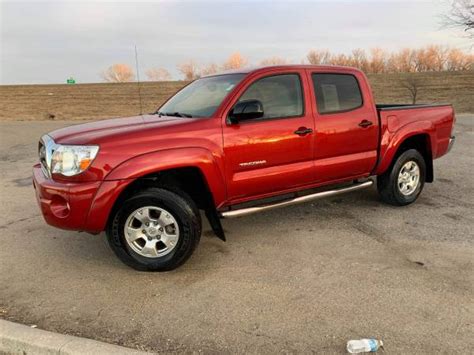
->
left=1, top=116, right=473, bottom=353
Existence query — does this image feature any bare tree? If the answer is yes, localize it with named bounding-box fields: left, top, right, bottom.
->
left=331, top=53, right=351, bottom=66
left=305, top=45, right=472, bottom=73
left=387, top=48, right=417, bottom=72
left=350, top=48, right=369, bottom=72
left=443, top=0, right=474, bottom=39
left=412, top=48, right=429, bottom=72
left=306, top=49, right=332, bottom=65
left=146, top=68, right=171, bottom=81
left=401, top=76, right=423, bottom=104
left=200, top=63, right=220, bottom=76
left=368, top=48, right=387, bottom=73
left=260, top=56, right=288, bottom=65
left=446, top=48, right=473, bottom=70
left=222, top=52, right=248, bottom=70
left=177, top=60, right=200, bottom=81
left=102, top=64, right=135, bottom=82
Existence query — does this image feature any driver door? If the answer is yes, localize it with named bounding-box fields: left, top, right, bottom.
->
left=222, top=71, right=315, bottom=203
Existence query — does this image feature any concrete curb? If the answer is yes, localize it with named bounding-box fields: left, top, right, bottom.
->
left=0, top=320, right=151, bottom=354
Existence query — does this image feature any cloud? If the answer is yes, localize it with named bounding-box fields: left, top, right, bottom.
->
left=0, top=0, right=470, bottom=84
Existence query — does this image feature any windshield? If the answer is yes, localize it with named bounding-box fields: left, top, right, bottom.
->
left=157, top=74, right=246, bottom=118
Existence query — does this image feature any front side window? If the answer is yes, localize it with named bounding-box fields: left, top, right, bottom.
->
left=158, top=74, right=245, bottom=118
left=312, top=74, right=363, bottom=114
left=238, top=74, right=303, bottom=119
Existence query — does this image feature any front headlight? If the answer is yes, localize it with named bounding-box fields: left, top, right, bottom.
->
left=51, top=145, right=99, bottom=176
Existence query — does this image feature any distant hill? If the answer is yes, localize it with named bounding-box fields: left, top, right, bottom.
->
left=0, top=71, right=472, bottom=121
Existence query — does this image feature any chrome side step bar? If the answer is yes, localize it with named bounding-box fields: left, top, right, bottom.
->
left=220, top=180, right=374, bottom=218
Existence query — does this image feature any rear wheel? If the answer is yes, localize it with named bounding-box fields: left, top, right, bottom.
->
left=107, top=188, right=201, bottom=271
left=377, top=149, right=426, bottom=206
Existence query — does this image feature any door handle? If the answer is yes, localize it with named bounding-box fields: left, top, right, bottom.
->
left=294, top=127, right=313, bottom=136
left=358, top=120, right=373, bottom=128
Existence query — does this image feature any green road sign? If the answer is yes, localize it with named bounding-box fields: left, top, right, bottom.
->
left=67, top=77, right=76, bottom=84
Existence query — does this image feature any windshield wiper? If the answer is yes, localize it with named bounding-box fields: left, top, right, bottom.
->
left=153, top=111, right=193, bottom=118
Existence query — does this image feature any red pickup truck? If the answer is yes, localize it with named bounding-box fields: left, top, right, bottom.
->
left=33, top=65, right=455, bottom=271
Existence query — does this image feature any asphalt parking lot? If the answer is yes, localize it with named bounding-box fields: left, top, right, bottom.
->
left=0, top=115, right=473, bottom=353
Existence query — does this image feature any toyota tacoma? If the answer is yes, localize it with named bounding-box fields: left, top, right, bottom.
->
left=33, top=65, right=455, bottom=271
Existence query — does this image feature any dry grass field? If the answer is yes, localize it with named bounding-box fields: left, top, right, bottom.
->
left=367, top=71, right=474, bottom=112
left=0, top=71, right=472, bottom=121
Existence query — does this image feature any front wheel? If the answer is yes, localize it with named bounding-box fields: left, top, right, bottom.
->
left=377, top=149, right=426, bottom=206
left=106, top=188, right=202, bottom=271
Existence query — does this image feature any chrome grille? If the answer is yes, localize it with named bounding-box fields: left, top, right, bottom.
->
left=38, top=135, right=55, bottom=178
left=38, top=141, right=47, bottom=175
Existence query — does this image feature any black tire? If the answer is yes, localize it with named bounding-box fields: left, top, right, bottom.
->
left=106, top=188, right=202, bottom=271
left=377, top=149, right=426, bottom=206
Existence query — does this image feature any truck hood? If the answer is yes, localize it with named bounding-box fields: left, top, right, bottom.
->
left=49, top=115, right=183, bottom=145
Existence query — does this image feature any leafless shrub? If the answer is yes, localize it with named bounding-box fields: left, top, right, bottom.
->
left=222, top=52, right=248, bottom=70
left=200, top=63, right=220, bottom=76
left=446, top=48, right=473, bottom=70
left=305, top=45, right=473, bottom=72
left=177, top=60, right=200, bottom=81
left=306, top=50, right=332, bottom=65
left=146, top=68, right=171, bottom=81
left=259, top=56, right=289, bottom=65
left=387, top=48, right=417, bottom=73
left=101, top=64, right=135, bottom=82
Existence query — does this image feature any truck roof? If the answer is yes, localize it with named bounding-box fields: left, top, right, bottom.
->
left=203, top=64, right=361, bottom=77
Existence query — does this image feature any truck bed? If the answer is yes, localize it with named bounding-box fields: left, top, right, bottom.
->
left=374, top=103, right=454, bottom=176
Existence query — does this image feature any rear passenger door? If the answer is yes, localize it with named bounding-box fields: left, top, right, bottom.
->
left=309, top=71, right=378, bottom=183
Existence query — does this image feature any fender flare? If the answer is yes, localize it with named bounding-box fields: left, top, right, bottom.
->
left=84, top=147, right=227, bottom=233
left=104, top=147, right=226, bottom=202
left=375, top=120, right=435, bottom=176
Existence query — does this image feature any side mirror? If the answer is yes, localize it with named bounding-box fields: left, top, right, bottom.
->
left=227, top=99, right=264, bottom=124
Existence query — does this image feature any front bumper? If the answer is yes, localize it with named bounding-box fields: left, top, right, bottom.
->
left=33, top=164, right=101, bottom=231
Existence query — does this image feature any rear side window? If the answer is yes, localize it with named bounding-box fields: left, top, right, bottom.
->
left=238, top=74, right=303, bottom=119
left=312, top=74, right=363, bottom=114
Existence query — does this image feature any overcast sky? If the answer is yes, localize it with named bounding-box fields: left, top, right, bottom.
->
left=0, top=0, right=471, bottom=84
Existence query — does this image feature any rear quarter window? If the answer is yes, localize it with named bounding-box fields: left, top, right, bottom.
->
left=312, top=74, right=363, bottom=114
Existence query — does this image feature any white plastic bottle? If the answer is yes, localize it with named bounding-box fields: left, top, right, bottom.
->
left=346, top=339, right=383, bottom=353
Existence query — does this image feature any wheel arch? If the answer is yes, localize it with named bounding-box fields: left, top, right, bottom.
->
left=109, top=166, right=215, bottom=213
left=105, top=147, right=226, bottom=202
left=377, top=130, right=434, bottom=182
left=105, top=166, right=227, bottom=241
left=84, top=148, right=227, bottom=235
